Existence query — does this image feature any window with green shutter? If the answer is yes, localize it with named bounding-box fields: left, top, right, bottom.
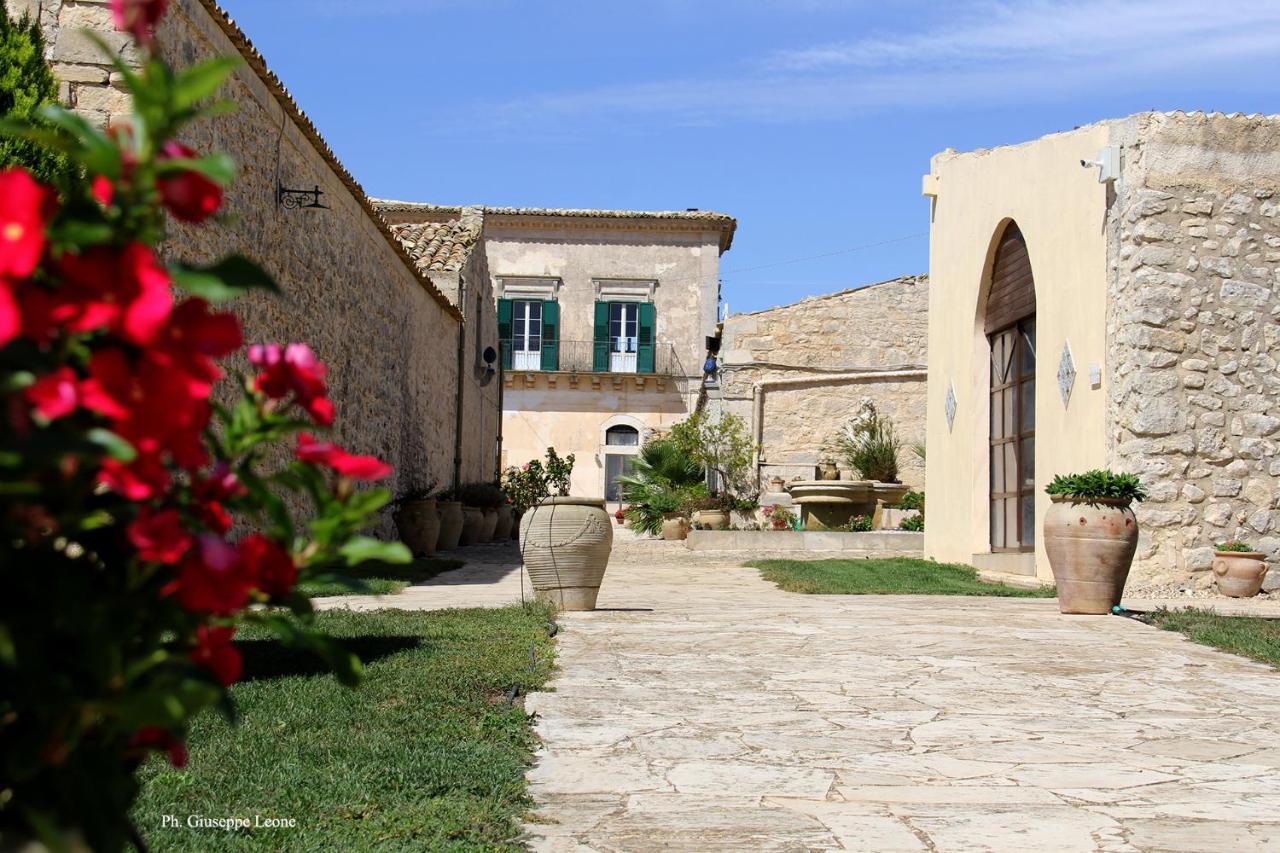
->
left=497, top=298, right=513, bottom=370
left=637, top=302, right=656, bottom=374
left=540, top=300, right=559, bottom=371
left=592, top=301, right=609, bottom=372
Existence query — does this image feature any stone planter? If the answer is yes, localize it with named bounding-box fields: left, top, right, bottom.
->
left=511, top=511, right=522, bottom=540
left=480, top=508, right=498, bottom=541
left=661, top=512, right=689, bottom=541
left=1212, top=551, right=1269, bottom=597
left=692, top=509, right=730, bottom=530
left=392, top=498, right=439, bottom=557
left=1044, top=496, right=1139, bottom=614
left=493, top=505, right=514, bottom=541
left=460, top=506, right=485, bottom=545
left=519, top=497, right=613, bottom=610
left=436, top=500, right=464, bottom=550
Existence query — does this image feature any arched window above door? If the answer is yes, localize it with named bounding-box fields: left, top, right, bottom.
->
left=985, top=222, right=1036, bottom=334
left=605, top=425, right=640, bottom=447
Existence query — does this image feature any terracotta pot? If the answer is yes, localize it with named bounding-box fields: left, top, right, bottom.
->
left=393, top=497, right=440, bottom=557
left=692, top=509, right=730, bottom=530
left=436, top=500, right=464, bottom=550
left=493, top=505, right=514, bottom=541
left=1044, top=496, right=1139, bottom=614
left=479, top=507, right=498, bottom=541
left=511, top=511, right=522, bottom=540
left=460, top=506, right=485, bottom=545
left=820, top=463, right=840, bottom=481
left=769, top=476, right=785, bottom=492
left=519, top=497, right=613, bottom=610
left=661, top=512, right=689, bottom=541
left=1213, top=551, right=1269, bottom=597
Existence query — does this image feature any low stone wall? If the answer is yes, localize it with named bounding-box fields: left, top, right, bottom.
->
left=685, top=530, right=923, bottom=554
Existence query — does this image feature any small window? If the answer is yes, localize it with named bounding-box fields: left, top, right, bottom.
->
left=605, top=425, right=639, bottom=447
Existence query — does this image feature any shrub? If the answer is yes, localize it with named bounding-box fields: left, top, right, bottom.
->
left=1045, top=470, right=1147, bottom=504
left=899, top=490, right=925, bottom=512
left=458, top=481, right=503, bottom=509
left=668, top=410, right=756, bottom=501
left=763, top=504, right=797, bottom=530
left=0, top=9, right=409, bottom=849
left=1216, top=541, right=1255, bottom=553
left=618, top=438, right=706, bottom=536
left=900, top=514, right=925, bottom=532
left=500, top=448, right=576, bottom=514
left=831, top=401, right=901, bottom=483
left=0, top=8, right=71, bottom=186
left=845, top=514, right=873, bottom=532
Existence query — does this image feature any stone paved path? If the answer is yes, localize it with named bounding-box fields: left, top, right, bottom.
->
left=525, top=542, right=1280, bottom=852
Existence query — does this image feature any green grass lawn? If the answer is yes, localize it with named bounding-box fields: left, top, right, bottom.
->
left=1148, top=607, right=1280, bottom=669
left=297, top=557, right=464, bottom=597
left=133, top=604, right=556, bottom=851
left=748, top=557, right=1057, bottom=597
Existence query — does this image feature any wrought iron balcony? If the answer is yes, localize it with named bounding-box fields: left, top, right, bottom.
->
left=500, top=339, right=685, bottom=378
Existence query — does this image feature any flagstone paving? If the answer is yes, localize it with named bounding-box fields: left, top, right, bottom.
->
left=523, top=541, right=1280, bottom=852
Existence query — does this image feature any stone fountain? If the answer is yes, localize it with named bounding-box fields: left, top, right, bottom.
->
left=785, top=480, right=911, bottom=530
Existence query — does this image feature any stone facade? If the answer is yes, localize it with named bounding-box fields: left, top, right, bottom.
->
left=1108, top=112, right=1280, bottom=588
left=23, top=0, right=501, bottom=532
left=720, top=276, right=929, bottom=489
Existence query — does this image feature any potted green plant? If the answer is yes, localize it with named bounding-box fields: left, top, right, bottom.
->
left=1212, top=541, right=1269, bottom=597
left=763, top=504, right=797, bottom=531
left=845, top=514, right=873, bottom=532
left=391, top=482, right=440, bottom=557
left=690, top=494, right=731, bottom=531
left=1044, top=470, right=1147, bottom=614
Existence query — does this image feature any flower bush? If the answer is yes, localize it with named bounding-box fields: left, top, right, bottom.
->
left=0, top=8, right=408, bottom=850
left=845, top=514, right=873, bottom=532
left=763, top=504, right=797, bottom=531
left=500, top=448, right=575, bottom=514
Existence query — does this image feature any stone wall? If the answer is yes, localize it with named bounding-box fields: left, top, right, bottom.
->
left=1108, top=112, right=1280, bottom=588
left=720, top=276, right=929, bottom=489
left=21, top=0, right=494, bottom=529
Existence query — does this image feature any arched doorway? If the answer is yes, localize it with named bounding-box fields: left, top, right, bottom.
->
left=986, top=223, right=1036, bottom=552
left=603, top=423, right=641, bottom=502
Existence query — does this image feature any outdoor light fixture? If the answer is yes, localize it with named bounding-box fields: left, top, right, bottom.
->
left=276, top=183, right=329, bottom=210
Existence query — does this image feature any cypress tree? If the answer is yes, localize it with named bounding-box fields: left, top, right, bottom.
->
left=0, top=2, right=71, bottom=185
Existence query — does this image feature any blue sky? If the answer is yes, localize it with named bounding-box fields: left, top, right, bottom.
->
left=218, top=0, right=1280, bottom=313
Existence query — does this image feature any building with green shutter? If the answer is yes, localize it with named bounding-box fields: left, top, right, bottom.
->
left=377, top=200, right=736, bottom=503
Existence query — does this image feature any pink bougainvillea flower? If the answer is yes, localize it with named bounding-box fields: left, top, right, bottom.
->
left=127, top=727, right=187, bottom=768
left=295, top=433, right=392, bottom=481
left=98, top=451, right=170, bottom=502
left=163, top=535, right=252, bottom=615
left=109, top=0, right=168, bottom=45
left=248, top=342, right=334, bottom=425
left=54, top=243, right=173, bottom=345
left=156, top=142, right=223, bottom=223
left=0, top=168, right=55, bottom=281
left=190, top=624, right=241, bottom=687
left=24, top=367, right=79, bottom=421
left=239, top=533, right=296, bottom=599
left=127, top=507, right=192, bottom=564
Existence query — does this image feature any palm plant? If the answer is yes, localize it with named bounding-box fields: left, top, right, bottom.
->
left=618, top=439, right=706, bottom=535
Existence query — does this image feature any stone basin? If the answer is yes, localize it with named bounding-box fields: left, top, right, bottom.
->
left=785, top=480, right=911, bottom=530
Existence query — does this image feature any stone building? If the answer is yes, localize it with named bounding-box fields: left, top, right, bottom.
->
left=377, top=201, right=737, bottom=501
left=925, top=111, right=1280, bottom=589
left=718, top=276, right=928, bottom=490
left=20, top=0, right=503, bottom=529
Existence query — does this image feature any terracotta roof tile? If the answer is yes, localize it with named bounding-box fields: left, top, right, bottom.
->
left=390, top=208, right=483, bottom=273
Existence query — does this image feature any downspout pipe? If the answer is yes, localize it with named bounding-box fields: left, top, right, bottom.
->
left=454, top=276, right=467, bottom=490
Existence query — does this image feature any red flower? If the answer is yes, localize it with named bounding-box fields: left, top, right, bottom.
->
left=248, top=343, right=334, bottom=425
left=25, top=368, right=79, bottom=421
left=109, top=0, right=168, bottom=45
left=163, top=535, right=252, bottom=615
left=127, top=727, right=187, bottom=768
left=190, top=624, right=241, bottom=687
left=156, top=142, right=223, bottom=223
left=191, top=463, right=245, bottom=534
left=98, top=452, right=170, bottom=501
left=127, top=507, right=191, bottom=564
left=0, top=168, right=55, bottom=281
left=154, top=298, right=242, bottom=387
left=91, top=175, right=114, bottom=208
left=240, top=534, right=296, bottom=599
left=296, top=433, right=392, bottom=481
left=54, top=243, right=173, bottom=345
left=0, top=282, right=17, bottom=347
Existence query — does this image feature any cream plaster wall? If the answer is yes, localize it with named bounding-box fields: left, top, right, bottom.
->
left=924, top=125, right=1113, bottom=580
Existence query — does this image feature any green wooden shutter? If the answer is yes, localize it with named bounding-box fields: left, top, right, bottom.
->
left=497, top=298, right=513, bottom=370
left=593, top=301, right=609, bottom=372
left=540, top=300, right=559, bottom=371
left=637, top=302, right=656, bottom=374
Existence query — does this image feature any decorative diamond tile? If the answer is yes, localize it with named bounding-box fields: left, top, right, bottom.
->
left=944, top=382, right=957, bottom=432
left=1057, top=342, right=1076, bottom=406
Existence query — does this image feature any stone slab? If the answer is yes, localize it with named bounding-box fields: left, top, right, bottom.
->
left=684, top=529, right=923, bottom=553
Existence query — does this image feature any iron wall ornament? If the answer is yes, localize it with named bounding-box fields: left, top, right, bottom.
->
left=944, top=381, right=957, bottom=432
left=1057, top=341, right=1076, bottom=406
left=277, top=183, right=329, bottom=210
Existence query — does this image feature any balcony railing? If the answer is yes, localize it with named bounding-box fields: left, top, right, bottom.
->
left=501, top=339, right=685, bottom=378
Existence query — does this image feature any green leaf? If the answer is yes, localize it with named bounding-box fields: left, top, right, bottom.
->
left=170, top=254, right=280, bottom=303
left=173, top=56, right=243, bottom=109
left=33, top=104, right=120, bottom=174
left=339, top=537, right=412, bottom=567
left=1, top=371, right=35, bottom=393
left=156, top=152, right=236, bottom=185
left=86, top=428, right=137, bottom=462
left=50, top=220, right=114, bottom=248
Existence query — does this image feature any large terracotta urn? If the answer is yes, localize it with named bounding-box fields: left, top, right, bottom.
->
left=661, top=512, right=689, bottom=541
left=393, top=498, right=440, bottom=557
left=691, top=509, right=730, bottom=530
left=480, top=508, right=499, bottom=541
left=436, top=500, right=464, bottom=550
left=1213, top=551, right=1269, bottom=597
left=1044, top=496, right=1139, bottom=614
left=460, top=506, right=485, bottom=545
left=493, top=505, right=514, bottom=541
left=519, top=497, right=613, bottom=610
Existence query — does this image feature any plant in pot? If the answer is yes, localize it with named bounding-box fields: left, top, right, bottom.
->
left=1044, top=470, right=1147, bottom=614
left=434, top=486, right=466, bottom=551
left=691, top=493, right=731, bottom=531
left=455, top=482, right=488, bottom=545
left=819, top=457, right=840, bottom=481
left=763, top=504, right=798, bottom=531
left=830, top=401, right=901, bottom=483
left=391, top=481, right=440, bottom=557
left=617, top=437, right=705, bottom=537
left=1212, top=540, right=1269, bottom=598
